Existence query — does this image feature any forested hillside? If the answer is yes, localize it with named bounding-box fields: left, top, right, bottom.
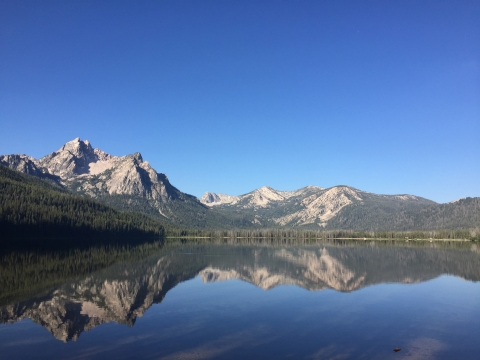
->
left=0, top=165, right=165, bottom=248
left=327, top=197, right=480, bottom=231
left=387, top=197, right=480, bottom=230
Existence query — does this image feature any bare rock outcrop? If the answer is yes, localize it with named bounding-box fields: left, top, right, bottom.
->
left=0, top=154, right=45, bottom=177
left=37, top=137, right=102, bottom=178
left=200, top=184, right=436, bottom=229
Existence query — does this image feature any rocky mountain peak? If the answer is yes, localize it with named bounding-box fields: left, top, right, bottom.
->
left=201, top=192, right=221, bottom=204
left=37, top=138, right=100, bottom=178
left=60, top=138, right=94, bottom=158
left=126, top=152, right=143, bottom=163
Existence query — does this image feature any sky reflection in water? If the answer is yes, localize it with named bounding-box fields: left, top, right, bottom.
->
left=1, top=242, right=479, bottom=359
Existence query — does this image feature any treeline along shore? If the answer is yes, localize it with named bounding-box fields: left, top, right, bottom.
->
left=165, top=228, right=480, bottom=242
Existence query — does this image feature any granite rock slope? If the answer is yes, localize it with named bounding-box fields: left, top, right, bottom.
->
left=201, top=185, right=436, bottom=229
left=0, top=138, right=208, bottom=224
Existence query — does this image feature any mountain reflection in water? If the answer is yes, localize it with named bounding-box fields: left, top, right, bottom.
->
left=1, top=241, right=480, bottom=344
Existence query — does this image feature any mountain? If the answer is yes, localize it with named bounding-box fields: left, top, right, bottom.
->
left=201, top=185, right=325, bottom=208
left=0, top=138, right=255, bottom=229
left=200, top=185, right=439, bottom=230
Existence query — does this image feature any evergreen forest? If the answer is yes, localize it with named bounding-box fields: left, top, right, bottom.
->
left=0, top=165, right=165, bottom=249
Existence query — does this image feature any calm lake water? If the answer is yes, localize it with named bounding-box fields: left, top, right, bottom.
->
left=1, top=240, right=480, bottom=359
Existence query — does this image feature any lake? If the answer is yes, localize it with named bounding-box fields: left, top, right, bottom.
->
left=1, top=239, right=479, bottom=359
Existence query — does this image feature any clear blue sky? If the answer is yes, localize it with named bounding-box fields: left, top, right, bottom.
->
left=1, top=1, right=479, bottom=203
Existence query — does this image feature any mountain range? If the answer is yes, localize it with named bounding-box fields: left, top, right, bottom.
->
left=1, top=138, right=478, bottom=231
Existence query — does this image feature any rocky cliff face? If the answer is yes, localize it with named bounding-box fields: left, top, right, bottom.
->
left=201, top=192, right=240, bottom=206
left=33, top=138, right=172, bottom=201
left=0, top=154, right=47, bottom=177
left=0, top=138, right=207, bottom=222
left=36, top=138, right=108, bottom=178
left=201, top=186, right=325, bottom=208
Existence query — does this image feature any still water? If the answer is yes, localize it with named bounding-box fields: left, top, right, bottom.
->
left=1, top=240, right=480, bottom=359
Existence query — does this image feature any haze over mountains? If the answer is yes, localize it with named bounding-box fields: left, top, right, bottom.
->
left=1, top=138, right=478, bottom=231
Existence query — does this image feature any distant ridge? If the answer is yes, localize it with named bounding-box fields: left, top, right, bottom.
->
left=1, top=138, right=478, bottom=231
left=200, top=185, right=440, bottom=230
